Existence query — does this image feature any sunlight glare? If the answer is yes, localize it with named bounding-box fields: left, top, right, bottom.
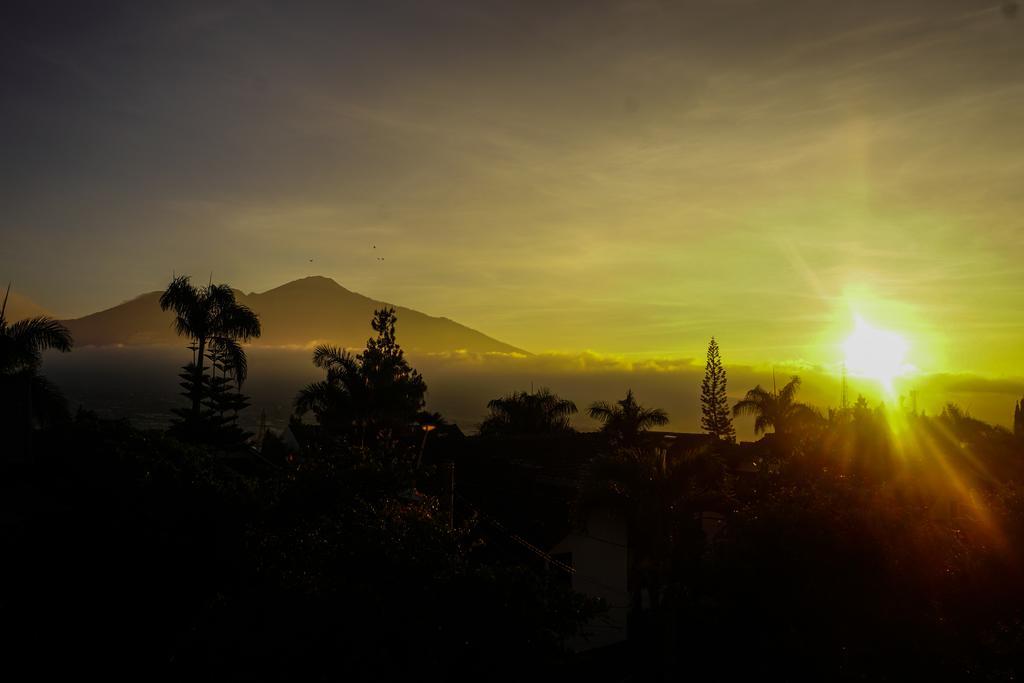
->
left=842, top=315, right=912, bottom=392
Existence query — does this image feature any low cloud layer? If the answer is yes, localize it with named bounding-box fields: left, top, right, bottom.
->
left=44, top=346, right=1024, bottom=440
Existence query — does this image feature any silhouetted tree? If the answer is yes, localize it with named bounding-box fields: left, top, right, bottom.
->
left=0, top=283, right=73, bottom=446
left=732, top=375, right=815, bottom=437
left=478, top=387, right=577, bottom=436
left=200, top=338, right=252, bottom=447
left=588, top=389, right=668, bottom=452
left=296, top=308, right=427, bottom=450
left=700, top=337, right=735, bottom=442
left=296, top=346, right=363, bottom=434
left=939, top=403, right=1009, bottom=447
left=358, top=307, right=428, bottom=433
left=159, top=276, right=260, bottom=442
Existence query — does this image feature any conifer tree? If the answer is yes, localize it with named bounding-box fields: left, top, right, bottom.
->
left=700, top=337, right=735, bottom=442
left=295, top=307, right=427, bottom=450
left=159, top=275, right=260, bottom=445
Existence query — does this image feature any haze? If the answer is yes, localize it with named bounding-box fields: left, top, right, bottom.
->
left=3, top=1, right=1022, bottom=378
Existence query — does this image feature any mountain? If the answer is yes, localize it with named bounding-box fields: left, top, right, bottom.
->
left=2, top=290, right=53, bottom=321
left=62, top=276, right=527, bottom=355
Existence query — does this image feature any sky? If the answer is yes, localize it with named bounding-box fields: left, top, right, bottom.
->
left=3, top=0, right=1023, bottom=381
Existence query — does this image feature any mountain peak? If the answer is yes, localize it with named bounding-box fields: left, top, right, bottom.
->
left=276, top=275, right=344, bottom=289
left=63, top=277, right=527, bottom=355
left=251, top=276, right=354, bottom=299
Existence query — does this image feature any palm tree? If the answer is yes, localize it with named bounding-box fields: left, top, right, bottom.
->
left=295, top=309, right=427, bottom=449
left=0, top=284, right=72, bottom=374
left=295, top=345, right=368, bottom=440
left=158, top=276, right=261, bottom=420
left=588, top=389, right=669, bottom=451
left=0, top=283, right=73, bottom=446
left=478, top=387, right=577, bottom=436
left=732, top=374, right=815, bottom=437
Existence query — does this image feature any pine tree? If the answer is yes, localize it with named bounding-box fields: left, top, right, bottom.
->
left=169, top=339, right=252, bottom=448
left=700, top=337, right=735, bottom=442
left=159, top=276, right=260, bottom=445
left=202, top=342, right=252, bottom=447
left=296, top=308, right=427, bottom=450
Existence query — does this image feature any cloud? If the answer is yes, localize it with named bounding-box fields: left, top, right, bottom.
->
left=44, top=344, right=1023, bottom=439
left=916, top=373, right=1024, bottom=396
left=419, top=349, right=697, bottom=374
left=408, top=350, right=1023, bottom=431
left=2, top=0, right=1022, bottom=377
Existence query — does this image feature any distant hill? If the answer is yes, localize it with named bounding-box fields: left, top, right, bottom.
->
left=2, top=290, right=53, bottom=321
left=62, top=276, right=527, bottom=355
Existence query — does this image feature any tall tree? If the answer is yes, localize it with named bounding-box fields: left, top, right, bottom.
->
left=588, top=389, right=669, bottom=451
left=700, top=337, right=735, bottom=442
left=478, top=387, right=577, bottom=437
left=200, top=338, right=252, bottom=446
left=359, top=308, right=428, bottom=433
left=296, top=308, right=427, bottom=449
left=732, top=375, right=815, bottom=437
left=159, top=276, right=260, bottom=440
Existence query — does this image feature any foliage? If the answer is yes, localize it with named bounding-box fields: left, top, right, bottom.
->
left=295, top=308, right=427, bottom=457
left=0, top=284, right=73, bottom=446
left=159, top=276, right=260, bottom=446
left=732, top=374, right=819, bottom=437
left=0, top=411, right=596, bottom=679
left=8, top=279, right=1024, bottom=678
left=479, top=387, right=578, bottom=437
left=700, top=337, right=735, bottom=442
left=587, top=388, right=668, bottom=452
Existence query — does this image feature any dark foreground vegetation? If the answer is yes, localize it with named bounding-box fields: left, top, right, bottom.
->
left=2, top=278, right=1024, bottom=680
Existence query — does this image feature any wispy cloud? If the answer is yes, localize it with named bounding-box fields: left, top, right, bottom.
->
left=2, top=1, right=1022, bottom=376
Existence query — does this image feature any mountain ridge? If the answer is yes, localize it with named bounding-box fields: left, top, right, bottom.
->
left=60, top=276, right=528, bottom=355
left=2, top=291, right=54, bottom=321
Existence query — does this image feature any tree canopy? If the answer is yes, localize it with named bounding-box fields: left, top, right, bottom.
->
left=478, top=387, right=578, bottom=436
left=158, top=275, right=261, bottom=446
left=733, top=375, right=817, bottom=437
left=0, top=283, right=73, bottom=442
left=588, top=389, right=669, bottom=451
left=296, top=307, right=427, bottom=451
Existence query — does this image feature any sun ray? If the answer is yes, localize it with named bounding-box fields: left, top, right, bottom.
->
left=842, top=315, right=914, bottom=394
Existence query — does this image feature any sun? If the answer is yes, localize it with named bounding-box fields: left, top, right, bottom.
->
left=842, top=315, right=912, bottom=392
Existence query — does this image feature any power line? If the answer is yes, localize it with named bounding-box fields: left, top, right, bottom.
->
left=456, top=492, right=575, bottom=574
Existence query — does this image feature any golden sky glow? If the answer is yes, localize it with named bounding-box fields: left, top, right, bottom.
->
left=842, top=316, right=912, bottom=393
left=2, top=1, right=1022, bottom=383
